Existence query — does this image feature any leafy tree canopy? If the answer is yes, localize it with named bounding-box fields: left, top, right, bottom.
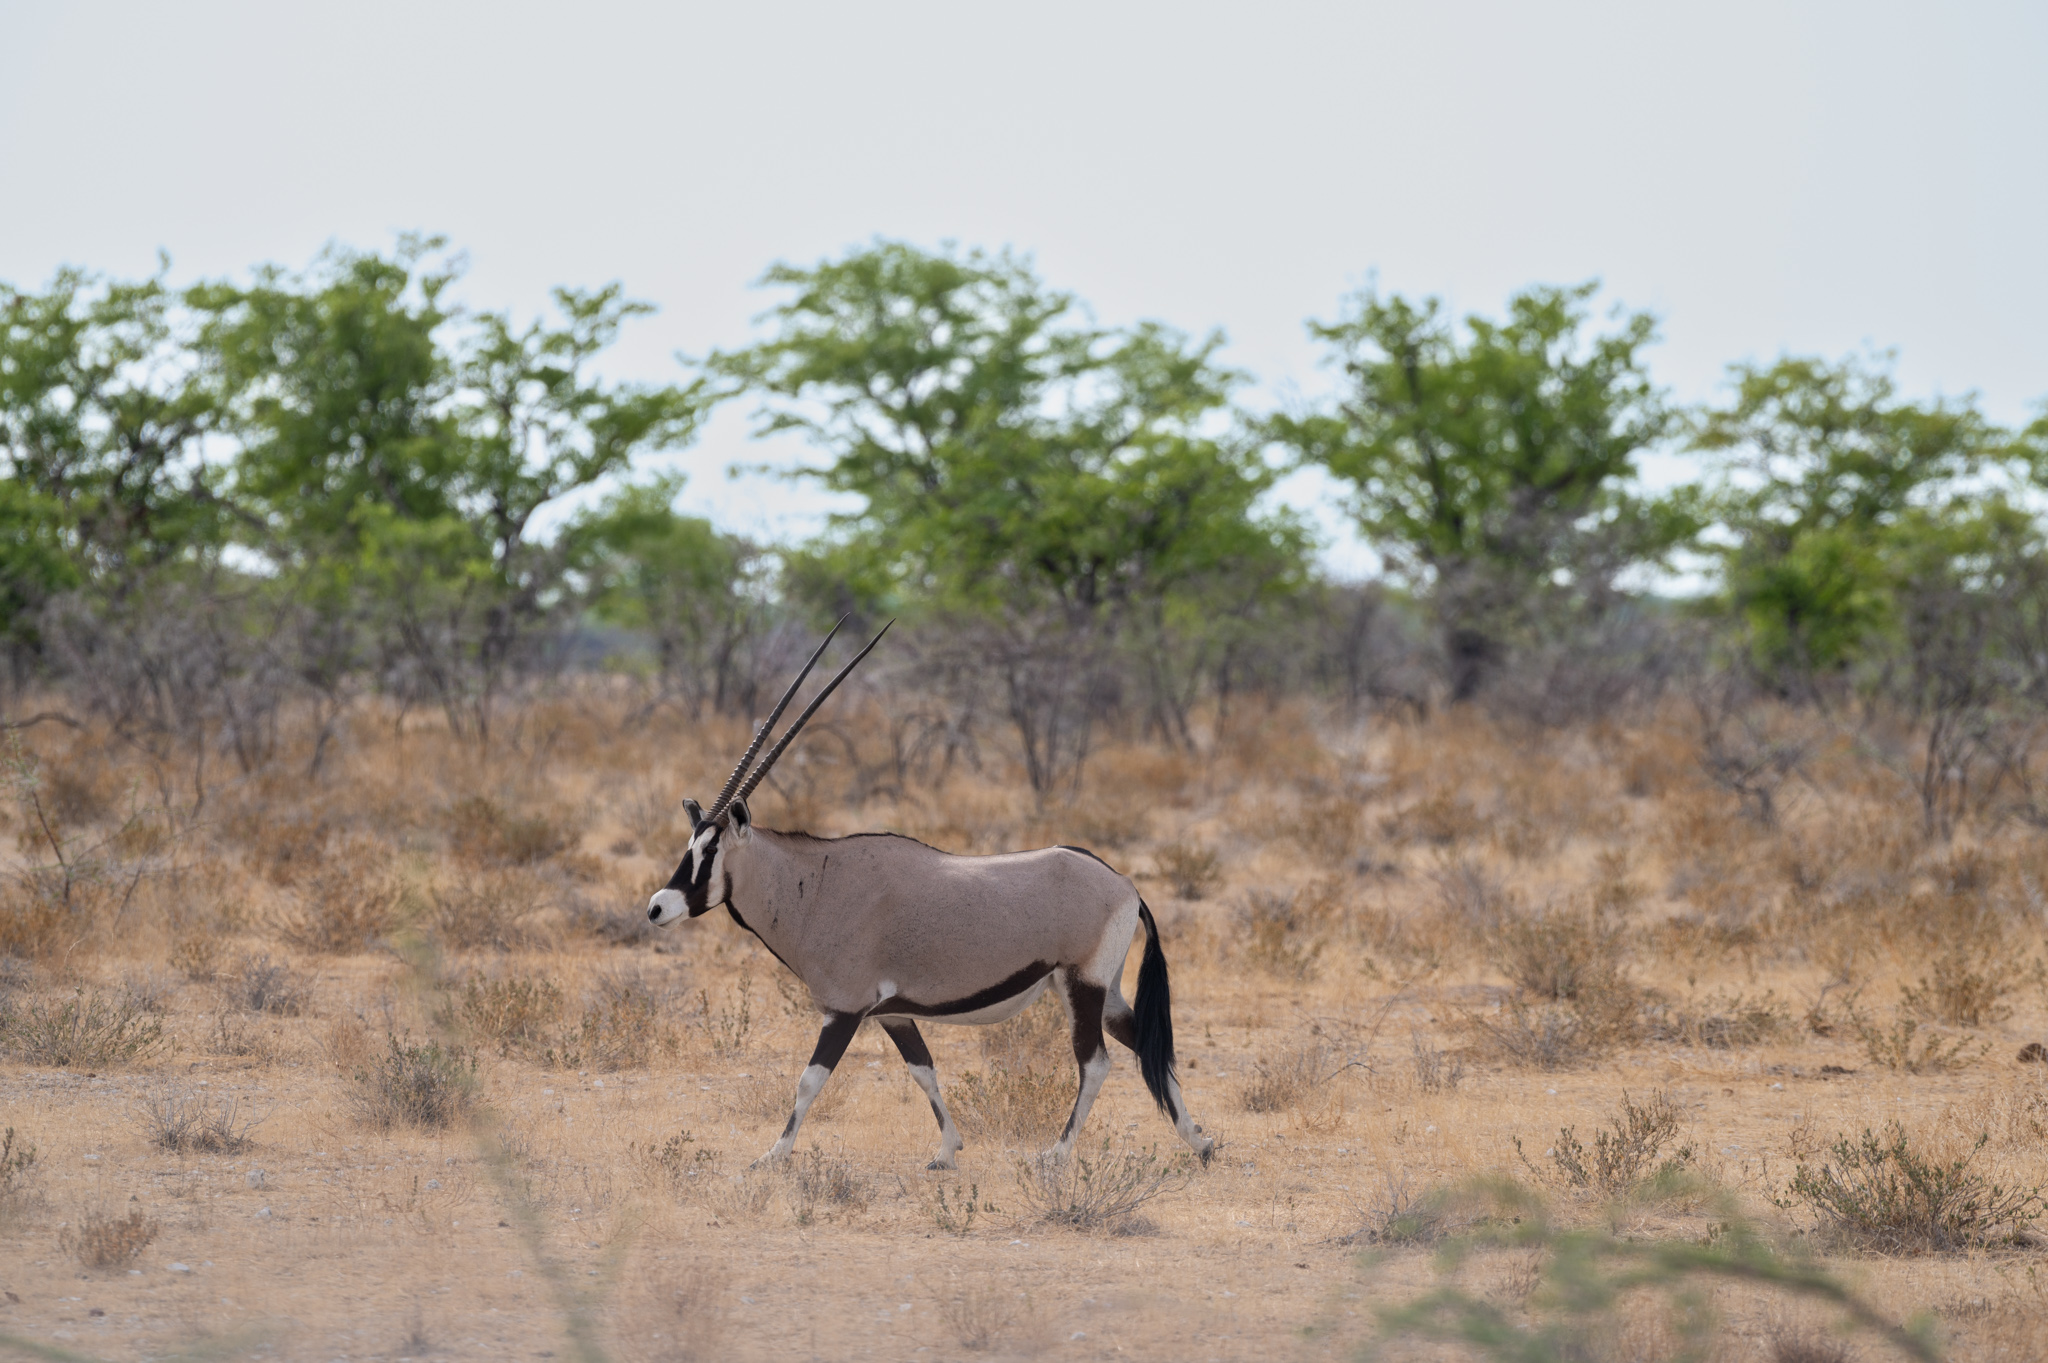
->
left=712, top=241, right=1307, bottom=620
left=1692, top=353, right=2013, bottom=679
left=1274, top=281, right=1693, bottom=697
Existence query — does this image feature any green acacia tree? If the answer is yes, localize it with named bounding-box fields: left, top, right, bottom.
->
left=1692, top=353, right=2008, bottom=694
left=713, top=241, right=1306, bottom=786
left=0, top=266, right=235, bottom=651
left=1274, top=282, right=1693, bottom=702
left=196, top=238, right=706, bottom=739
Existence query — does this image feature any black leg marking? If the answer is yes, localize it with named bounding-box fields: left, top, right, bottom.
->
left=1060, top=978, right=1109, bottom=1143
left=880, top=1017, right=934, bottom=1069
left=807, top=1010, right=866, bottom=1071
left=1103, top=1007, right=1137, bottom=1052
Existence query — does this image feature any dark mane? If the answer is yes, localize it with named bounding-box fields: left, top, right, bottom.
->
left=767, top=827, right=952, bottom=854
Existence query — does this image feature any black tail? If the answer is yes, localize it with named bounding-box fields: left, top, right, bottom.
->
left=1133, top=900, right=1178, bottom=1117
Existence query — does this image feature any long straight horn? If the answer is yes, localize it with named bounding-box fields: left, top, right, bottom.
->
left=733, top=620, right=894, bottom=808
left=706, top=615, right=847, bottom=821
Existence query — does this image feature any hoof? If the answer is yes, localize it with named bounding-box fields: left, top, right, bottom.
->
left=926, top=1157, right=957, bottom=1171
left=749, top=1151, right=789, bottom=1170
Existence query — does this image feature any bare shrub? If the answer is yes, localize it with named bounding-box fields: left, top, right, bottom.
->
left=949, top=1065, right=1070, bottom=1146
left=136, top=1083, right=266, bottom=1154
left=221, top=953, right=310, bottom=1016
left=549, top=971, right=681, bottom=1071
left=119, top=968, right=178, bottom=1014
left=781, top=1146, right=870, bottom=1225
left=1389, top=789, right=1482, bottom=846
left=617, top=778, right=684, bottom=861
left=1643, top=989, right=1792, bottom=1049
left=1152, top=840, right=1223, bottom=900
left=446, top=795, right=579, bottom=867
left=1011, top=1141, right=1189, bottom=1233
left=1426, top=856, right=1513, bottom=939
left=1778, top=1123, right=2046, bottom=1253
left=935, top=1274, right=1029, bottom=1352
left=1521, top=1090, right=1694, bottom=1197
left=1294, top=796, right=1361, bottom=866
left=1462, top=992, right=1637, bottom=1070
left=1490, top=898, right=1630, bottom=1002
left=1846, top=1003, right=1989, bottom=1075
left=61, top=1207, right=159, bottom=1268
left=0, top=1127, right=38, bottom=1206
left=1344, top=1174, right=1462, bottom=1247
left=0, top=988, right=166, bottom=1067
left=0, top=878, right=82, bottom=961
left=1237, top=1042, right=1329, bottom=1113
left=454, top=975, right=564, bottom=1057
left=918, top=1180, right=994, bottom=1236
left=620, top=1264, right=732, bottom=1363
left=427, top=867, right=560, bottom=952
left=1901, top=942, right=2041, bottom=1028
left=1410, top=1030, right=1464, bottom=1094
left=276, top=838, right=406, bottom=955
left=1235, top=887, right=1325, bottom=979
left=346, top=1033, right=477, bottom=1129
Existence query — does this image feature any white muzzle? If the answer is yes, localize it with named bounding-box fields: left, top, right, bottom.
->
left=647, top=888, right=688, bottom=925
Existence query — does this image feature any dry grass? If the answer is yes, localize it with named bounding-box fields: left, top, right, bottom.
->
left=3, top=696, right=2048, bottom=1357
left=60, top=1207, right=160, bottom=1268
left=1010, top=1141, right=1188, bottom=1233
left=136, top=1081, right=267, bottom=1153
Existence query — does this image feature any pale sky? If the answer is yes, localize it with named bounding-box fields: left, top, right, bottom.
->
left=3, top=1, right=2043, bottom=575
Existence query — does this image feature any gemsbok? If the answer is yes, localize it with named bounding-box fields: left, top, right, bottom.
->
left=646, top=621, right=1214, bottom=1170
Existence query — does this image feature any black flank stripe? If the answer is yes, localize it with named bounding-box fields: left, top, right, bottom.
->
left=871, top=961, right=1055, bottom=1019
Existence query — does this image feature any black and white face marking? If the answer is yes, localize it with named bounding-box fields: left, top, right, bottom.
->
left=646, top=799, right=747, bottom=925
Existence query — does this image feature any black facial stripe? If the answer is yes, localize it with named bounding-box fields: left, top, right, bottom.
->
left=869, top=961, right=1054, bottom=1018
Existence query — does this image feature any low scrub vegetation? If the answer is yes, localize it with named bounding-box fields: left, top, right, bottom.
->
left=1010, top=1142, right=1189, bottom=1234
left=1777, top=1123, right=2047, bottom=1253
left=137, top=1083, right=266, bottom=1154
left=1520, top=1089, right=1695, bottom=1197
left=61, top=1208, right=160, bottom=1269
left=345, top=1033, right=478, bottom=1130
left=0, top=988, right=165, bottom=1067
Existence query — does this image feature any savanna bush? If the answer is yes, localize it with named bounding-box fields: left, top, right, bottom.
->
left=1778, top=1123, right=2046, bottom=1253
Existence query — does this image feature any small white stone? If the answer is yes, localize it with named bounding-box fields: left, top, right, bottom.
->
left=426, top=1179, right=441, bottom=1190
left=255, top=1207, right=272, bottom=1219
left=246, top=1170, right=266, bottom=1188
left=169, top=1263, right=191, bottom=1273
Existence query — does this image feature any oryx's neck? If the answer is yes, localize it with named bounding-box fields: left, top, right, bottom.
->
left=724, top=830, right=832, bottom=979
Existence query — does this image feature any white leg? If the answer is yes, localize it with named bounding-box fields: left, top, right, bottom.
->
left=754, top=1011, right=862, bottom=1167
left=881, top=1018, right=962, bottom=1169
left=906, top=1064, right=964, bottom=1169
left=1049, top=1048, right=1111, bottom=1160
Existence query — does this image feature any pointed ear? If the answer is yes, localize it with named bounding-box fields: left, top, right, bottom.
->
left=727, top=799, right=752, bottom=835
left=682, top=798, right=705, bottom=832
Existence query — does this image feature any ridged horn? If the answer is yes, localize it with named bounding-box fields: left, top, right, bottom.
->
left=732, top=620, right=895, bottom=809
left=704, top=615, right=847, bottom=821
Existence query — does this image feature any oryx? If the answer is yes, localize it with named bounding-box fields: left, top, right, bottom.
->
left=646, top=621, right=1213, bottom=1170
